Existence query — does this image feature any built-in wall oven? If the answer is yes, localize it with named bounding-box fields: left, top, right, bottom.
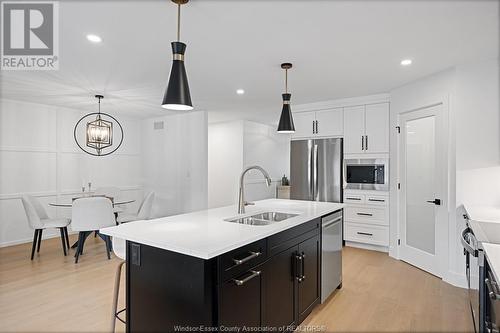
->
left=344, top=158, right=388, bottom=191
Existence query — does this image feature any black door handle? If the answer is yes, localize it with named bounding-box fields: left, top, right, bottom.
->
left=426, top=199, right=441, bottom=205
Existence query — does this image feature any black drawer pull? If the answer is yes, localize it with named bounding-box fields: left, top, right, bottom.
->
left=357, top=232, right=373, bottom=236
left=346, top=197, right=361, bottom=201
left=368, top=199, right=385, bottom=202
left=232, top=251, right=261, bottom=265
left=233, top=270, right=261, bottom=286
left=357, top=212, right=373, bottom=217
left=485, top=278, right=500, bottom=300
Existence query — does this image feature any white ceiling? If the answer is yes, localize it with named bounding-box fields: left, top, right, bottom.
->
left=1, top=0, right=498, bottom=124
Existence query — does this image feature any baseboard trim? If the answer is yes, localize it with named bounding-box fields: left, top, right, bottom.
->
left=345, top=241, right=389, bottom=253
left=0, top=230, right=78, bottom=248
left=444, top=270, right=468, bottom=289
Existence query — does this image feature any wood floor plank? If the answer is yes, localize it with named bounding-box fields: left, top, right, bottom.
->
left=0, top=237, right=472, bottom=332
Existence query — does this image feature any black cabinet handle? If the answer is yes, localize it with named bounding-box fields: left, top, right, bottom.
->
left=365, top=135, right=368, bottom=150
left=232, top=270, right=261, bottom=286
left=361, top=136, right=364, bottom=150
left=357, top=232, right=373, bottom=236
left=346, top=197, right=361, bottom=201
left=368, top=199, right=385, bottom=202
left=356, top=212, right=373, bottom=216
left=485, top=278, right=500, bottom=300
left=232, top=251, right=261, bottom=265
left=295, top=253, right=303, bottom=282
left=301, top=252, right=306, bottom=282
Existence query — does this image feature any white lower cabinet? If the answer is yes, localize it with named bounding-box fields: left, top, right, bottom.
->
left=344, top=191, right=389, bottom=248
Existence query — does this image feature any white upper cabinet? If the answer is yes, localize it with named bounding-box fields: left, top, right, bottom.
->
left=343, top=105, right=366, bottom=154
left=292, top=108, right=343, bottom=139
left=292, top=112, right=316, bottom=138
left=344, top=103, right=389, bottom=154
left=315, top=108, right=343, bottom=137
left=365, top=103, right=389, bottom=153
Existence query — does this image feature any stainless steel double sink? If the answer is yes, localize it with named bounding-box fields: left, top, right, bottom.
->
left=225, top=211, right=299, bottom=226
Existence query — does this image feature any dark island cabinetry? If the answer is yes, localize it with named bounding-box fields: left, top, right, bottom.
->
left=126, top=218, right=322, bottom=332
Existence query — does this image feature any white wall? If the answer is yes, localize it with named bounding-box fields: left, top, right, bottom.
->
left=142, top=111, right=208, bottom=218
left=0, top=99, right=144, bottom=247
left=389, top=57, right=500, bottom=287
left=208, top=120, right=290, bottom=208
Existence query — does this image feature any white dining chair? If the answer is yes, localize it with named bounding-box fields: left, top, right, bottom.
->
left=71, top=197, right=116, bottom=263
left=116, top=192, right=155, bottom=223
left=111, top=237, right=126, bottom=332
left=21, top=195, right=71, bottom=260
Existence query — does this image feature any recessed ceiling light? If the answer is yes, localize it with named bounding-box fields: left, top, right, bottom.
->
left=401, top=59, right=412, bottom=66
left=86, top=34, right=102, bottom=43
left=236, top=89, right=245, bottom=95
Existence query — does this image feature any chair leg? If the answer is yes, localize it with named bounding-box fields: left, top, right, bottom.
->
left=104, top=235, right=111, bottom=260
left=59, top=228, right=67, bottom=256
left=75, top=232, right=83, bottom=264
left=79, top=231, right=91, bottom=255
left=64, top=227, right=70, bottom=249
left=111, top=260, right=126, bottom=333
left=30, top=230, right=39, bottom=260
left=95, top=230, right=98, bottom=238
left=36, top=229, right=43, bottom=253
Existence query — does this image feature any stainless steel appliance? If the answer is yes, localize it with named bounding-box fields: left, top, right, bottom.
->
left=290, top=138, right=343, bottom=202
left=460, top=206, right=484, bottom=333
left=290, top=138, right=343, bottom=303
left=344, top=158, right=388, bottom=191
left=321, top=210, right=343, bottom=303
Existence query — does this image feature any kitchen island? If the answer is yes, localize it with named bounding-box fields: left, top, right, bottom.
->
left=101, top=199, right=344, bottom=333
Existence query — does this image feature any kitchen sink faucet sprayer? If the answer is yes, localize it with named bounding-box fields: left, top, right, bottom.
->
left=238, top=166, right=272, bottom=214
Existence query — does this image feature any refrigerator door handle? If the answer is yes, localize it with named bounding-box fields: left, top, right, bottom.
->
left=313, top=144, right=318, bottom=201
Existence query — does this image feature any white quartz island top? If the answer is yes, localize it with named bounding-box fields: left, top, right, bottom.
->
left=100, top=199, right=345, bottom=260
left=482, top=243, right=500, bottom=282
left=465, top=205, right=500, bottom=243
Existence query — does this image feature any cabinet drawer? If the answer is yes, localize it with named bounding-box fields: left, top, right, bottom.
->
left=344, top=194, right=365, bottom=204
left=344, top=222, right=389, bottom=246
left=268, top=218, right=320, bottom=256
left=365, top=195, right=388, bottom=206
left=345, top=206, right=387, bottom=226
left=219, top=239, right=267, bottom=281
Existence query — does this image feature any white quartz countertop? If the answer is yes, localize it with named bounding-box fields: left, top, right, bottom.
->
left=465, top=205, right=500, bottom=244
left=100, top=199, right=345, bottom=260
left=482, top=243, right=500, bottom=282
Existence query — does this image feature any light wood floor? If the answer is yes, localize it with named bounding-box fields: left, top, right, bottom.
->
left=0, top=235, right=472, bottom=332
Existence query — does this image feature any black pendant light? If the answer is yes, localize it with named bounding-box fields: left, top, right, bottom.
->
left=277, top=63, right=295, bottom=133
left=161, top=0, right=193, bottom=111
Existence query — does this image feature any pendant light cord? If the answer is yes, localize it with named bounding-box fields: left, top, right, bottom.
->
left=177, top=3, right=181, bottom=42
left=285, top=69, right=288, bottom=93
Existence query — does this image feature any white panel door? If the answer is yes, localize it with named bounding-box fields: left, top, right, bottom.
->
left=399, top=104, right=446, bottom=277
left=291, top=112, right=315, bottom=139
left=365, top=103, right=389, bottom=153
left=315, top=108, right=343, bottom=137
left=343, top=105, right=365, bottom=154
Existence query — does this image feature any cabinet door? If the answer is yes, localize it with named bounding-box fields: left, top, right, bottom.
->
left=365, top=103, right=389, bottom=153
left=297, top=235, right=320, bottom=323
left=315, top=108, right=343, bottom=137
left=291, top=112, right=315, bottom=139
left=220, top=264, right=264, bottom=328
left=343, top=105, right=365, bottom=154
left=263, top=246, right=297, bottom=329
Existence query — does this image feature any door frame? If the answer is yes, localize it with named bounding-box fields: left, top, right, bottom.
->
left=395, top=97, right=450, bottom=278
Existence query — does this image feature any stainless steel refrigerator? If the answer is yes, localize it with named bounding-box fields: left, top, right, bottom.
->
left=290, top=138, right=344, bottom=303
left=290, top=138, right=343, bottom=203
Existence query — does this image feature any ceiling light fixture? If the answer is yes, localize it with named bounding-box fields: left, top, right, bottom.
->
left=161, top=0, right=193, bottom=111
left=401, top=59, right=412, bottom=66
left=236, top=89, right=245, bottom=95
left=74, top=95, right=124, bottom=157
left=277, top=63, right=295, bottom=134
left=86, top=34, right=102, bottom=43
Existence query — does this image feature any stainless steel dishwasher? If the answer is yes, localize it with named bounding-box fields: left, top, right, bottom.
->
left=321, top=210, right=343, bottom=303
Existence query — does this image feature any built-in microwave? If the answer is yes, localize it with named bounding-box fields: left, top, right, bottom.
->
left=344, top=158, right=388, bottom=191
